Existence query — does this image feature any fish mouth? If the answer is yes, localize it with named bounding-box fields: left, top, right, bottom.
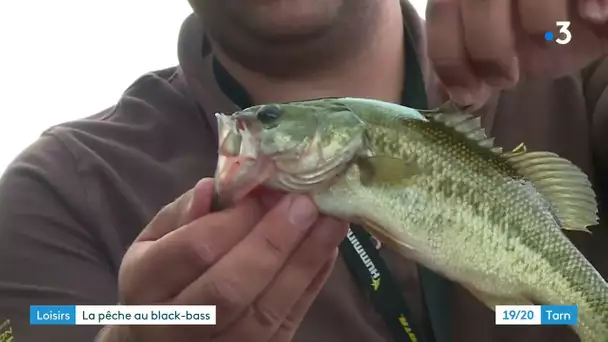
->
left=213, top=112, right=276, bottom=210
left=214, top=154, right=276, bottom=210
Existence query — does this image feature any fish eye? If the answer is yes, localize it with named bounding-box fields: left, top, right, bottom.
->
left=257, top=105, right=282, bottom=125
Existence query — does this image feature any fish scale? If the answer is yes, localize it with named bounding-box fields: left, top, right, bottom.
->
left=215, top=97, right=608, bottom=341
left=348, top=111, right=608, bottom=340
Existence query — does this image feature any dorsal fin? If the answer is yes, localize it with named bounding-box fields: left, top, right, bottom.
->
left=504, top=151, right=599, bottom=232
left=421, top=103, right=598, bottom=232
left=421, top=103, right=503, bottom=153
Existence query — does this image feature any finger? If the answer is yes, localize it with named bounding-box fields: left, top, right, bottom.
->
left=175, top=194, right=319, bottom=331
left=578, top=0, right=608, bottom=45
left=137, top=178, right=215, bottom=242
left=184, top=178, right=215, bottom=224
left=213, top=217, right=348, bottom=342
left=513, top=0, right=570, bottom=77
left=460, top=0, right=518, bottom=88
left=268, top=251, right=338, bottom=342
left=119, top=196, right=265, bottom=304
left=579, top=0, right=608, bottom=24
left=250, top=186, right=286, bottom=209
left=514, top=5, right=602, bottom=78
left=426, top=0, right=487, bottom=107
left=518, top=0, right=569, bottom=35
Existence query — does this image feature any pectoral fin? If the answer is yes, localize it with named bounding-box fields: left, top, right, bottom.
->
left=357, top=156, right=422, bottom=187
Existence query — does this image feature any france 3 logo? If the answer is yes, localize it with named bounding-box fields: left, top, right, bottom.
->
left=544, top=21, right=572, bottom=45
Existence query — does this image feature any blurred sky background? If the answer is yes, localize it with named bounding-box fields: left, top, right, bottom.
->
left=0, top=0, right=428, bottom=173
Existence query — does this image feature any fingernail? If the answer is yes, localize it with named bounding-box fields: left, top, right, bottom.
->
left=189, top=178, right=210, bottom=211
left=449, top=84, right=493, bottom=111
left=447, top=87, right=476, bottom=107
left=287, top=195, right=317, bottom=225
left=183, top=190, right=195, bottom=218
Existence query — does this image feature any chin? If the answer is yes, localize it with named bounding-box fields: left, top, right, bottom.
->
left=228, top=0, right=344, bottom=41
left=196, top=0, right=376, bottom=76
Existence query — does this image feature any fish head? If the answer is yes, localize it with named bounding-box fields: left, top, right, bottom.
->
left=214, top=100, right=366, bottom=208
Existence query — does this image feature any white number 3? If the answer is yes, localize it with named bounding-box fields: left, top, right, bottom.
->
left=556, top=21, right=572, bottom=45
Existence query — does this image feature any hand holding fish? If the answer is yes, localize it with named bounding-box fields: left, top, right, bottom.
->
left=98, top=178, right=348, bottom=342
left=426, top=0, right=608, bottom=108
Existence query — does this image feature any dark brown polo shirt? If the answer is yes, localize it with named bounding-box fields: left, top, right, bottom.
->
left=0, top=1, right=607, bottom=341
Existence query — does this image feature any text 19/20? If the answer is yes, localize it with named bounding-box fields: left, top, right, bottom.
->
left=495, top=305, right=541, bottom=325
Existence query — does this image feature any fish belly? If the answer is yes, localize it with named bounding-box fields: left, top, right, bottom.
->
left=312, top=166, right=608, bottom=341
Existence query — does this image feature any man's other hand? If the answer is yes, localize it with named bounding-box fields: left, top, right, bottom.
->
left=426, top=0, right=608, bottom=108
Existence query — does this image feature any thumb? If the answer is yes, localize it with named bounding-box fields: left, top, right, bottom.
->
left=180, top=177, right=215, bottom=226
left=137, top=177, right=215, bottom=242
left=446, top=82, right=492, bottom=111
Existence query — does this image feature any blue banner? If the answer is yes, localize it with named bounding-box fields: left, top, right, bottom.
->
left=540, top=305, right=578, bottom=325
left=30, top=305, right=76, bottom=325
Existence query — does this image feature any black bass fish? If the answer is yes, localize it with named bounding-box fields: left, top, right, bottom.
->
left=213, top=97, right=608, bottom=341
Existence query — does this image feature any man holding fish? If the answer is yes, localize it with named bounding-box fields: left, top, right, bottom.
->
left=0, top=0, right=607, bottom=341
